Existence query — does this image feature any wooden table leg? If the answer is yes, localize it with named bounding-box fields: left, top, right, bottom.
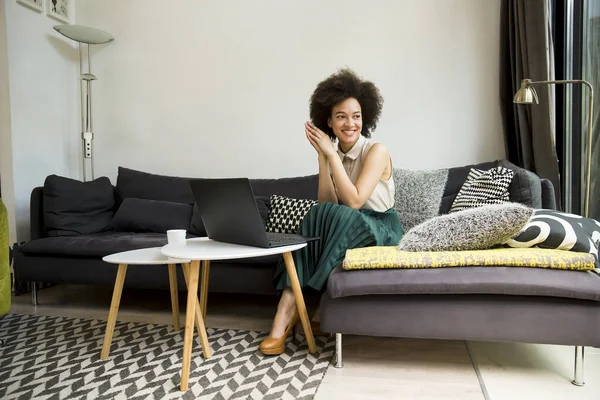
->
left=180, top=260, right=211, bottom=391
left=167, top=264, right=181, bottom=331
left=282, top=252, right=316, bottom=353
left=101, top=264, right=128, bottom=360
left=182, top=263, right=205, bottom=335
left=200, top=260, right=210, bottom=320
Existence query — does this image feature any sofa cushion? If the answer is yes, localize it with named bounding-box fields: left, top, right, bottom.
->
left=116, top=167, right=194, bottom=204
left=20, top=232, right=170, bottom=258
left=440, top=161, right=497, bottom=214
left=441, top=161, right=543, bottom=214
left=189, top=204, right=208, bottom=237
left=505, top=209, right=600, bottom=262
left=398, top=203, right=533, bottom=252
left=249, top=175, right=319, bottom=200
left=449, top=167, right=514, bottom=212
left=266, top=195, right=318, bottom=234
left=255, top=196, right=271, bottom=226
left=343, top=247, right=595, bottom=271
left=392, top=168, right=448, bottom=230
left=326, top=265, right=600, bottom=301
left=19, top=232, right=280, bottom=265
left=498, top=160, right=543, bottom=208
left=43, top=175, right=115, bottom=237
left=110, top=198, right=192, bottom=233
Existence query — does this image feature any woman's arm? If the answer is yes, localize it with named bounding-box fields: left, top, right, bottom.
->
left=327, top=143, right=390, bottom=209
left=317, top=154, right=338, bottom=204
left=305, top=121, right=389, bottom=209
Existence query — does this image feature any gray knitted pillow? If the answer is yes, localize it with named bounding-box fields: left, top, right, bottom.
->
left=397, top=203, right=533, bottom=252
left=393, top=168, right=449, bottom=230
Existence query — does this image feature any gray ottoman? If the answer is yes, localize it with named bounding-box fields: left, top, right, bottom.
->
left=320, top=265, right=600, bottom=386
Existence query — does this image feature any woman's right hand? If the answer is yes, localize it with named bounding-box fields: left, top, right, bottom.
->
left=306, top=123, right=323, bottom=156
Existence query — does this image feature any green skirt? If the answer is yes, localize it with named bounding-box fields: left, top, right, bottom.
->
left=274, top=202, right=404, bottom=291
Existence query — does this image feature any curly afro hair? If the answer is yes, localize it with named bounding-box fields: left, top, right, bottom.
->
left=309, top=68, right=383, bottom=140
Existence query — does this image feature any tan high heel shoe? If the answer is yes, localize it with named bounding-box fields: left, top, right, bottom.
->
left=259, top=308, right=300, bottom=355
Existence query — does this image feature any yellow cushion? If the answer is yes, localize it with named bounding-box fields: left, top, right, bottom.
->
left=342, top=247, right=596, bottom=271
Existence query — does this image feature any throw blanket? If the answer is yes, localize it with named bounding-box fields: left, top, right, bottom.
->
left=343, top=246, right=596, bottom=271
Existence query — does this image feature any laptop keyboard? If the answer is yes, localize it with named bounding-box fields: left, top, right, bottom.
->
left=266, top=233, right=301, bottom=244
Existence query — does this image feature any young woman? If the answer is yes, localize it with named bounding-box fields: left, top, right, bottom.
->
left=260, top=68, right=404, bottom=355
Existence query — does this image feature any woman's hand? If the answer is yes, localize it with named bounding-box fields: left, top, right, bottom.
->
left=305, top=121, right=336, bottom=158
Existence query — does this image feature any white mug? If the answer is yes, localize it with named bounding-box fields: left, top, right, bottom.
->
left=167, top=229, right=187, bottom=245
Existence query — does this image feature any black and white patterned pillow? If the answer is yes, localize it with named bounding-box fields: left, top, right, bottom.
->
left=450, top=167, right=514, bottom=212
left=266, top=195, right=318, bottom=234
left=504, top=209, right=600, bottom=261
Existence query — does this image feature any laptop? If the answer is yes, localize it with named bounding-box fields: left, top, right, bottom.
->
left=189, top=178, right=317, bottom=248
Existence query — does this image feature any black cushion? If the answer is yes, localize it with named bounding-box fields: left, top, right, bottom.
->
left=541, top=179, right=557, bottom=210
left=43, top=175, right=115, bottom=237
left=19, top=232, right=278, bottom=264
left=116, top=167, right=194, bottom=204
left=255, top=195, right=270, bottom=226
left=110, top=198, right=192, bottom=233
left=189, top=204, right=207, bottom=237
left=249, top=175, right=319, bottom=200
left=440, top=160, right=543, bottom=214
left=498, top=160, right=543, bottom=208
left=20, top=232, right=169, bottom=257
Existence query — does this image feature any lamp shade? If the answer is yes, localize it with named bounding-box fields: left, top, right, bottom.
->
left=53, top=24, right=114, bottom=44
left=80, top=73, right=97, bottom=81
left=513, top=79, right=539, bottom=104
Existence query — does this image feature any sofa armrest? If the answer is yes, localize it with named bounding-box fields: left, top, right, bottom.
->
left=30, top=187, right=45, bottom=240
left=540, top=179, right=558, bottom=210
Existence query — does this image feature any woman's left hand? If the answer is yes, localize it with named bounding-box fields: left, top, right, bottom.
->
left=305, top=122, right=336, bottom=157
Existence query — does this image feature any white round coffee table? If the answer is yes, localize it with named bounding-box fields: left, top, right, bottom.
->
left=100, top=247, right=194, bottom=361
left=161, top=237, right=314, bottom=391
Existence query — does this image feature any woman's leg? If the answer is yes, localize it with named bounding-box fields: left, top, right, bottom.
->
left=312, top=306, right=320, bottom=322
left=267, top=287, right=297, bottom=338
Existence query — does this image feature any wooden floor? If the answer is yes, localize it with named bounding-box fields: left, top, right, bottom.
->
left=8, top=284, right=600, bottom=399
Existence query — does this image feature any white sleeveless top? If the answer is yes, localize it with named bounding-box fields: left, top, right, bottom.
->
left=334, top=135, right=395, bottom=212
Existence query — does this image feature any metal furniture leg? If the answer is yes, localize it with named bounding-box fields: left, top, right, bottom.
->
left=31, top=282, right=37, bottom=306
left=572, top=346, right=585, bottom=386
left=333, top=333, right=343, bottom=368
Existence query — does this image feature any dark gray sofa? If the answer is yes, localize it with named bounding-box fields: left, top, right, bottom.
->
left=13, top=160, right=597, bottom=386
left=13, top=167, right=319, bottom=298
left=319, top=161, right=599, bottom=387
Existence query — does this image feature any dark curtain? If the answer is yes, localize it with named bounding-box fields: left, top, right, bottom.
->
left=500, top=0, right=562, bottom=208
left=585, top=16, right=600, bottom=220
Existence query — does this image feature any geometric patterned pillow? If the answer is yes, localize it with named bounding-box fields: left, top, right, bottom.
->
left=266, top=195, right=318, bottom=234
left=450, top=167, right=514, bottom=213
left=504, top=209, right=600, bottom=263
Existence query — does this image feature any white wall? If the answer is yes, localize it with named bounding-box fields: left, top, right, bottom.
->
left=76, top=0, right=505, bottom=181
left=3, top=0, right=505, bottom=241
left=3, top=0, right=79, bottom=241
left=0, top=1, right=17, bottom=244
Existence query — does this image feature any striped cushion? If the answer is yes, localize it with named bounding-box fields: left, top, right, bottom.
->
left=450, top=167, right=514, bottom=212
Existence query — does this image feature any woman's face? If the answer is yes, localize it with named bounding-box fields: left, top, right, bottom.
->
left=328, top=97, right=363, bottom=148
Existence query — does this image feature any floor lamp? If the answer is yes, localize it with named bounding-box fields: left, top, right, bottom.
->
left=513, top=78, right=594, bottom=218
left=53, top=25, right=114, bottom=182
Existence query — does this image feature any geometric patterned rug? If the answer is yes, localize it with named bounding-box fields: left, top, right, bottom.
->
left=0, top=313, right=335, bottom=400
